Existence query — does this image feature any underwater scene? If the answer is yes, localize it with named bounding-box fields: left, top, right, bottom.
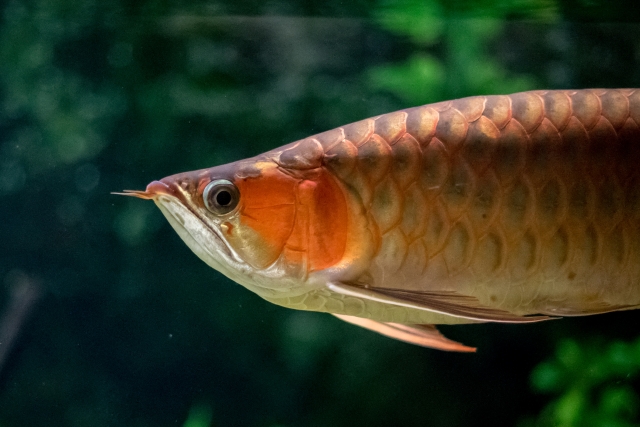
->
left=1, top=0, right=640, bottom=426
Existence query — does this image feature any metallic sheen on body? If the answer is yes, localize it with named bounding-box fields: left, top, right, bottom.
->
left=119, top=89, right=640, bottom=351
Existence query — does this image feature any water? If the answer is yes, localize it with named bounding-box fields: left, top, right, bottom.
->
left=1, top=1, right=640, bottom=426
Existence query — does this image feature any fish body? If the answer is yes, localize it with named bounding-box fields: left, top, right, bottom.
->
left=120, top=89, right=640, bottom=351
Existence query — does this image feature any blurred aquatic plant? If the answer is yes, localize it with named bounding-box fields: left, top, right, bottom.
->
left=522, top=337, right=640, bottom=427
left=0, top=0, right=127, bottom=173
left=368, top=53, right=446, bottom=107
left=182, top=403, right=213, bottom=427
left=375, top=0, right=445, bottom=45
left=368, top=0, right=556, bottom=104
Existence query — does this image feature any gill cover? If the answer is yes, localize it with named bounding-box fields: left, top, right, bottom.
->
left=217, top=155, right=348, bottom=275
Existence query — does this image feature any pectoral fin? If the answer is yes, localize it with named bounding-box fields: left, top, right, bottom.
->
left=333, top=314, right=476, bottom=352
left=328, top=282, right=555, bottom=323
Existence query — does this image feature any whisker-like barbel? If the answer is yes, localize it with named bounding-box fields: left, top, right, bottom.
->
left=112, top=181, right=173, bottom=199
left=111, top=190, right=154, bottom=199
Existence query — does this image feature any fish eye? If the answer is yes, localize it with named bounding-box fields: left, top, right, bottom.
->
left=203, top=179, right=239, bottom=215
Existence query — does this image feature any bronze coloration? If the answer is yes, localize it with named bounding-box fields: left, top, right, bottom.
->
left=118, top=89, right=640, bottom=351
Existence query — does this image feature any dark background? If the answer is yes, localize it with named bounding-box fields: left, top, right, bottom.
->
left=1, top=0, right=640, bottom=426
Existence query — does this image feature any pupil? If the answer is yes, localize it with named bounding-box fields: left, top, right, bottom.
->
left=216, top=190, right=232, bottom=206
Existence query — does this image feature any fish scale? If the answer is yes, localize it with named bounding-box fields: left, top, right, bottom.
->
left=315, top=89, right=640, bottom=315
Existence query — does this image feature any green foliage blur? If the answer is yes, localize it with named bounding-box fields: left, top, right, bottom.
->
left=368, top=0, right=549, bottom=104
left=523, top=337, right=640, bottom=427
left=0, top=0, right=639, bottom=426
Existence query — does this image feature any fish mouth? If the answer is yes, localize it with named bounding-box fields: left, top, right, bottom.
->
left=154, top=194, right=244, bottom=273
left=154, top=194, right=305, bottom=298
left=114, top=179, right=299, bottom=297
left=115, top=181, right=245, bottom=274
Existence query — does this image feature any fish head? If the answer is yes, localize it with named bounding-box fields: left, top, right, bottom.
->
left=117, top=143, right=349, bottom=299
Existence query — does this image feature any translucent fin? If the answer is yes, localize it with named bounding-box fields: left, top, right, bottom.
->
left=328, top=282, right=555, bottom=323
left=541, top=303, right=640, bottom=316
left=333, top=314, right=476, bottom=352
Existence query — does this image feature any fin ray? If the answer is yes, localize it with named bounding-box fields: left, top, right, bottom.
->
left=328, top=282, right=555, bottom=323
left=333, top=314, right=476, bottom=352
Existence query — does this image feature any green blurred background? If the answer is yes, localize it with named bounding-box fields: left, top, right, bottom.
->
left=1, top=0, right=640, bottom=426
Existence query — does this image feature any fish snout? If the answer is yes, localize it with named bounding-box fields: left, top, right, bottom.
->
left=145, top=180, right=173, bottom=197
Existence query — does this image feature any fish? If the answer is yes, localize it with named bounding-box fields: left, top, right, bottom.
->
left=116, top=89, right=640, bottom=352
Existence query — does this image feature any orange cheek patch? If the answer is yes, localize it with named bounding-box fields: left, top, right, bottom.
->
left=232, top=205, right=296, bottom=268
left=287, top=169, right=348, bottom=272
left=229, top=166, right=347, bottom=273
left=232, top=169, right=297, bottom=269
left=237, top=169, right=297, bottom=209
